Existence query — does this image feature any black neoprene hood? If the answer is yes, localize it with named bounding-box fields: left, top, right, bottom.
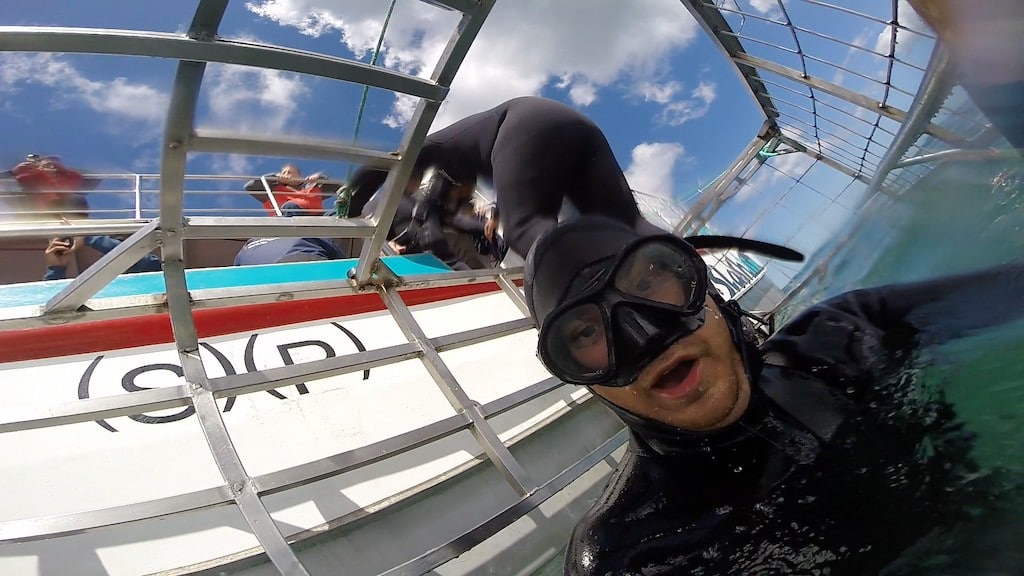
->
left=524, top=216, right=650, bottom=330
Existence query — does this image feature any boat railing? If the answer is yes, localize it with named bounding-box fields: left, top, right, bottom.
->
left=0, top=172, right=353, bottom=226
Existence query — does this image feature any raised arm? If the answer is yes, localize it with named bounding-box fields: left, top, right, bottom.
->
left=765, top=259, right=1024, bottom=379
left=826, top=260, right=1023, bottom=343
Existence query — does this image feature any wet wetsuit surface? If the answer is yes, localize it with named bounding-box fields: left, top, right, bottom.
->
left=567, top=260, right=1024, bottom=576
left=364, top=193, right=480, bottom=269
left=348, top=96, right=660, bottom=258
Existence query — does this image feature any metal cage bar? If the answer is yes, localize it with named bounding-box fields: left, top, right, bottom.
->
left=380, top=284, right=535, bottom=496
left=43, top=220, right=161, bottom=314
left=0, top=27, right=446, bottom=101
left=674, top=126, right=774, bottom=235
left=153, top=4, right=310, bottom=573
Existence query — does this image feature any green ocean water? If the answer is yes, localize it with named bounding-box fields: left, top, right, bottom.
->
left=531, top=156, right=1024, bottom=576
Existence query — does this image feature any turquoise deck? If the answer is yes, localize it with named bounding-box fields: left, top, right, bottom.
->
left=0, top=254, right=452, bottom=309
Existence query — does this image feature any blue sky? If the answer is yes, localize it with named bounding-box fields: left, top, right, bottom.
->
left=0, top=0, right=937, bottom=287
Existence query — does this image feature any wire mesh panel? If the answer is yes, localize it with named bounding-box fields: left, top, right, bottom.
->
left=676, top=0, right=1010, bottom=298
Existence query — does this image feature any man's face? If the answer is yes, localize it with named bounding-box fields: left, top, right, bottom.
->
left=587, top=296, right=751, bottom=431
left=279, top=164, right=302, bottom=184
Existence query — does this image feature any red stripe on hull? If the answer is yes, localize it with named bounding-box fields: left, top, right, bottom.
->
left=0, top=281, right=521, bottom=363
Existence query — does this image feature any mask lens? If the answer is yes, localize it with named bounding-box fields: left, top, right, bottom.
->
left=613, top=242, right=701, bottom=308
left=542, top=302, right=611, bottom=381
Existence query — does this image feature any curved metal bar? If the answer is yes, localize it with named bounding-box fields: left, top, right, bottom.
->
left=0, top=26, right=445, bottom=101
left=676, top=0, right=779, bottom=121
left=732, top=52, right=965, bottom=146
left=191, top=130, right=401, bottom=169
left=156, top=3, right=310, bottom=574
left=0, top=360, right=566, bottom=546
left=894, top=148, right=1010, bottom=169
left=0, top=486, right=234, bottom=544
left=866, top=44, right=954, bottom=199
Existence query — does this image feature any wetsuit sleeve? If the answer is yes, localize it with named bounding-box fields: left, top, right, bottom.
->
left=822, top=259, right=1024, bottom=345
left=766, top=259, right=1024, bottom=381
left=449, top=213, right=485, bottom=235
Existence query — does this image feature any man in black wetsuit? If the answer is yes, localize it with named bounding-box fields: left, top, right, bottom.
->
left=346, top=96, right=663, bottom=260
left=523, top=215, right=1024, bottom=575
left=359, top=182, right=508, bottom=269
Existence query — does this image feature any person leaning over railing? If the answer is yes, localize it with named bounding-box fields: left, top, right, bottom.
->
left=344, top=96, right=664, bottom=263
left=244, top=163, right=341, bottom=216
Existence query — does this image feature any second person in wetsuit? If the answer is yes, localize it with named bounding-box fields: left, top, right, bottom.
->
left=347, top=96, right=663, bottom=260
left=523, top=216, right=1024, bottom=575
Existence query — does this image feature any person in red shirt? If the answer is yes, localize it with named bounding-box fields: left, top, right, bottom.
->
left=4, top=154, right=97, bottom=219
left=244, top=163, right=340, bottom=216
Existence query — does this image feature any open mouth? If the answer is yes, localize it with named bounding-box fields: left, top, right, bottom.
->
left=651, top=358, right=701, bottom=399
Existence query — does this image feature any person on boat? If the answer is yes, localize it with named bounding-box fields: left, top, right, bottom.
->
left=43, top=234, right=162, bottom=281
left=232, top=236, right=347, bottom=266
left=3, top=154, right=98, bottom=220
left=522, top=215, right=1024, bottom=576
left=345, top=96, right=663, bottom=260
left=244, top=163, right=341, bottom=217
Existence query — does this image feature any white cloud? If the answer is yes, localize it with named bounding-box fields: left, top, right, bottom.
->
left=746, top=0, right=781, bottom=19
left=659, top=80, right=717, bottom=126
left=192, top=57, right=313, bottom=174
left=244, top=0, right=700, bottom=129
left=208, top=154, right=256, bottom=178
left=624, top=142, right=687, bottom=228
left=201, top=64, right=310, bottom=134
left=383, top=94, right=418, bottom=129
left=0, top=53, right=167, bottom=125
left=875, top=0, right=927, bottom=56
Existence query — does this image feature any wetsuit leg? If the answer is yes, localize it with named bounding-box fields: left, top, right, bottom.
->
left=490, top=98, right=661, bottom=257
